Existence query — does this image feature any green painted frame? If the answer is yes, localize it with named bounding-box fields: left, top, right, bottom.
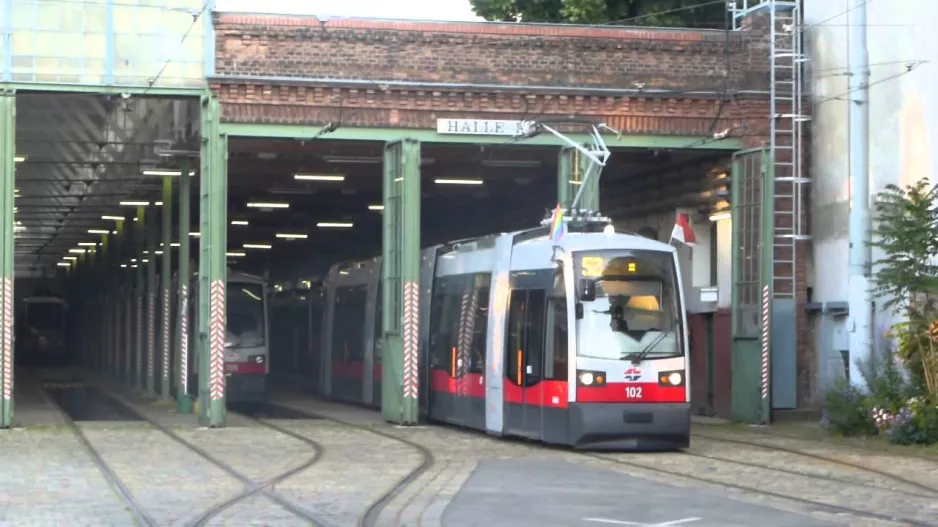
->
left=730, top=147, right=774, bottom=424
left=220, top=123, right=743, bottom=150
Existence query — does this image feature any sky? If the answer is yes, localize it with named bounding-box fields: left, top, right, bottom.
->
left=213, top=0, right=483, bottom=22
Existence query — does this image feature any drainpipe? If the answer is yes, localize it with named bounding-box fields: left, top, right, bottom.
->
left=847, top=0, right=872, bottom=387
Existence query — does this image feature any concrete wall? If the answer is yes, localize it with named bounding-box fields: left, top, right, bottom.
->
left=805, top=0, right=938, bottom=390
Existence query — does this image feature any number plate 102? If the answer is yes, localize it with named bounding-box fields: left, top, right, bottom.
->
left=625, top=386, right=643, bottom=399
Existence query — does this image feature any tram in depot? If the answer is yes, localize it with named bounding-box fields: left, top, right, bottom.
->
left=187, top=270, right=271, bottom=402
left=320, top=215, right=691, bottom=450
left=17, top=295, right=68, bottom=366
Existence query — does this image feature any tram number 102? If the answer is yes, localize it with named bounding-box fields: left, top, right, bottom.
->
left=625, top=386, right=643, bottom=399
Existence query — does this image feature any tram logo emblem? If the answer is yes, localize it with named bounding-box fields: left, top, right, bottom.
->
left=624, top=367, right=642, bottom=382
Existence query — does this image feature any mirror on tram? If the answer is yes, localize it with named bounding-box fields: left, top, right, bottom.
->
left=578, top=278, right=596, bottom=302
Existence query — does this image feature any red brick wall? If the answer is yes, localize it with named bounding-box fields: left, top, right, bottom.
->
left=212, top=14, right=772, bottom=137
left=214, top=14, right=764, bottom=92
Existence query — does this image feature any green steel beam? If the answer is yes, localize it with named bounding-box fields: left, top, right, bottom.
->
left=134, top=206, right=145, bottom=391
left=110, top=222, right=124, bottom=380
left=160, top=176, right=173, bottom=401
left=381, top=138, right=421, bottom=425
left=199, top=94, right=228, bottom=427
left=218, top=123, right=743, bottom=150
left=176, top=159, right=192, bottom=410
left=0, top=91, right=14, bottom=428
left=6, top=82, right=203, bottom=97
left=146, top=205, right=158, bottom=397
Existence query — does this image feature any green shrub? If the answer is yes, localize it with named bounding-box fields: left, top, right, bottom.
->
left=885, top=396, right=938, bottom=445
left=823, top=377, right=877, bottom=437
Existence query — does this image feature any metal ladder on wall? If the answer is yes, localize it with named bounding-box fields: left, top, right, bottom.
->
left=769, top=1, right=811, bottom=300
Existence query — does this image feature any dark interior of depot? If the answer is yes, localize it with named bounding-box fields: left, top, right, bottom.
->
left=12, top=93, right=731, bottom=387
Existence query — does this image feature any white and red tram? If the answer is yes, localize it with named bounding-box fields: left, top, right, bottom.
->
left=320, top=219, right=690, bottom=450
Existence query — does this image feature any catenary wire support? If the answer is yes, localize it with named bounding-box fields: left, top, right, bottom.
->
left=515, top=120, right=618, bottom=213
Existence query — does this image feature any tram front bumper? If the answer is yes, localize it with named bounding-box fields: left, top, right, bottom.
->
left=568, top=402, right=691, bottom=451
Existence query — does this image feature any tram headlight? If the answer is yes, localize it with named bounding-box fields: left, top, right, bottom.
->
left=658, top=370, right=685, bottom=387
left=576, top=370, right=606, bottom=387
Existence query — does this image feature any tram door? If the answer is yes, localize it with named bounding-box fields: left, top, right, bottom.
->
left=505, top=289, right=546, bottom=438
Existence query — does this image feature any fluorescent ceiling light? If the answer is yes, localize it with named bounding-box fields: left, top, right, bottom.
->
left=226, top=251, right=246, bottom=257
left=131, top=258, right=137, bottom=263
left=317, top=222, right=353, bottom=228
left=709, top=211, right=731, bottom=222
left=77, top=242, right=97, bottom=247
left=14, top=155, right=26, bottom=163
left=68, top=249, right=85, bottom=254
left=63, top=256, right=77, bottom=261
left=189, top=232, right=200, bottom=237
left=294, top=174, right=345, bottom=181
left=102, top=215, right=125, bottom=221
left=142, top=258, right=149, bottom=263
left=275, top=233, right=308, bottom=239
left=132, top=264, right=138, bottom=268
left=155, top=250, right=164, bottom=255
left=230, top=220, right=249, bottom=226
left=120, top=201, right=149, bottom=206
left=57, top=262, right=70, bottom=267
left=142, top=170, right=195, bottom=177
left=368, top=204, right=384, bottom=211
left=246, top=202, right=289, bottom=209
left=434, top=178, right=483, bottom=185
left=243, top=243, right=272, bottom=250
left=120, top=264, right=128, bottom=268
left=155, top=201, right=163, bottom=206
left=88, top=229, right=110, bottom=234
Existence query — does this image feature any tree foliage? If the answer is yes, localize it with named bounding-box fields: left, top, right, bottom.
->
left=870, top=179, right=938, bottom=396
left=469, top=0, right=728, bottom=27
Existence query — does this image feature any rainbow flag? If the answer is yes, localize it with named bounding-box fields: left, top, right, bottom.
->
left=549, top=204, right=566, bottom=242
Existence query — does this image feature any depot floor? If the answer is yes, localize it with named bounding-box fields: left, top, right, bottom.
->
left=1, top=372, right=935, bottom=527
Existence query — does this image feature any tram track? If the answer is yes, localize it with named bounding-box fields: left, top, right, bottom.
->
left=692, top=430, right=938, bottom=497
left=581, top=452, right=937, bottom=527
left=261, top=399, right=437, bottom=527
left=189, top=404, right=326, bottom=527
left=44, top=384, right=159, bottom=527
left=86, top=391, right=332, bottom=527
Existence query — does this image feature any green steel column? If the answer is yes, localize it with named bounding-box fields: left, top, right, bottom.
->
left=134, top=207, right=145, bottom=390
left=198, top=94, right=227, bottom=427
left=0, top=91, right=15, bottom=428
left=175, top=159, right=191, bottom=407
left=557, top=146, right=575, bottom=209
left=111, top=221, right=125, bottom=380
left=381, top=138, right=421, bottom=425
left=160, top=175, right=173, bottom=400
left=558, top=146, right=600, bottom=212
left=146, top=205, right=158, bottom=396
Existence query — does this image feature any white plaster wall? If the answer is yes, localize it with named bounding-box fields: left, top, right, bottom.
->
left=805, top=0, right=938, bottom=383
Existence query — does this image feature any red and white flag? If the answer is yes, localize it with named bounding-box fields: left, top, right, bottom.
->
left=670, top=212, right=697, bottom=246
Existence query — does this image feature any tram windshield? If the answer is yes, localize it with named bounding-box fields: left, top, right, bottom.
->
left=226, top=283, right=266, bottom=348
left=574, top=250, right=681, bottom=360
left=25, top=301, right=65, bottom=333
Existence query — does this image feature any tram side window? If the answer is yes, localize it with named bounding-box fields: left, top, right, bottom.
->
left=545, top=297, right=568, bottom=381
left=332, top=285, right=368, bottom=363
left=468, top=277, right=490, bottom=374
left=429, top=277, right=463, bottom=374
left=505, top=289, right=547, bottom=387
left=545, top=269, right=568, bottom=381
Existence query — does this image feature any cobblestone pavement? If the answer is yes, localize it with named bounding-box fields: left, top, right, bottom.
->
left=0, top=427, right=133, bottom=527
left=5, top=384, right=938, bottom=527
